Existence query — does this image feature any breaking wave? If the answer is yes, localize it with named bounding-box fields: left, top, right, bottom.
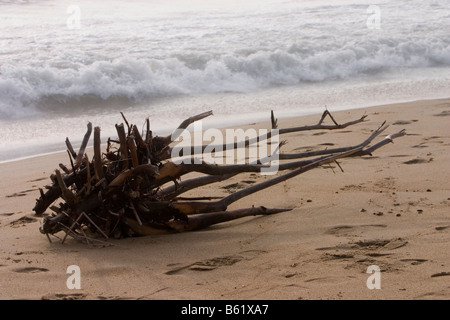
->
left=1, top=34, right=449, bottom=119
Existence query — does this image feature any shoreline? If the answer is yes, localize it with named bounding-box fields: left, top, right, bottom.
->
left=0, top=97, right=449, bottom=300
left=2, top=96, right=449, bottom=165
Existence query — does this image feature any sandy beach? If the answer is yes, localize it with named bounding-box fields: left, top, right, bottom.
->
left=0, top=98, right=449, bottom=300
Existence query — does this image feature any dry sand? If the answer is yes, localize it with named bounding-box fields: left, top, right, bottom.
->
left=0, top=98, right=449, bottom=300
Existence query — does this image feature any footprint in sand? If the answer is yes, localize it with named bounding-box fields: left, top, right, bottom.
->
left=41, top=293, right=87, bottom=300
left=403, top=158, right=432, bottom=165
left=388, top=154, right=413, bottom=157
left=316, top=238, right=408, bottom=264
left=317, top=238, right=410, bottom=273
left=27, top=177, right=47, bottom=183
left=221, top=180, right=257, bottom=194
left=304, top=276, right=343, bottom=283
left=189, top=255, right=244, bottom=271
left=14, top=267, right=49, bottom=273
left=415, top=288, right=450, bottom=300
left=6, top=189, right=38, bottom=198
left=0, top=212, right=15, bottom=216
left=317, top=238, right=408, bottom=252
left=10, top=216, right=38, bottom=227
left=323, top=253, right=355, bottom=260
left=412, top=136, right=447, bottom=149
left=165, top=250, right=266, bottom=275
left=324, top=224, right=387, bottom=237
left=433, top=110, right=450, bottom=117
left=392, top=120, right=412, bottom=125
left=166, top=255, right=244, bottom=274
left=357, top=238, right=408, bottom=250
left=400, top=258, right=428, bottom=265
left=430, top=272, right=450, bottom=278
left=97, top=295, right=136, bottom=300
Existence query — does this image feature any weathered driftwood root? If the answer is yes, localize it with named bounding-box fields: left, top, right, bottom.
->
left=33, top=110, right=405, bottom=243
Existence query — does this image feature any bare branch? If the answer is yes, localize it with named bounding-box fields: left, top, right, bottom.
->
left=75, top=122, right=92, bottom=168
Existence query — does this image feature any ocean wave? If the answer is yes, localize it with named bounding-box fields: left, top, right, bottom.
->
left=1, top=35, right=449, bottom=119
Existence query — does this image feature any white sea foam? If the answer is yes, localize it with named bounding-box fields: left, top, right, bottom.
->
left=1, top=34, right=449, bottom=119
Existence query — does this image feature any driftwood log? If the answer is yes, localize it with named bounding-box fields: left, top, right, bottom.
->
left=33, top=110, right=405, bottom=244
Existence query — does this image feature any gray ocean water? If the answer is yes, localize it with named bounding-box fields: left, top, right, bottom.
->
left=1, top=0, right=449, bottom=162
